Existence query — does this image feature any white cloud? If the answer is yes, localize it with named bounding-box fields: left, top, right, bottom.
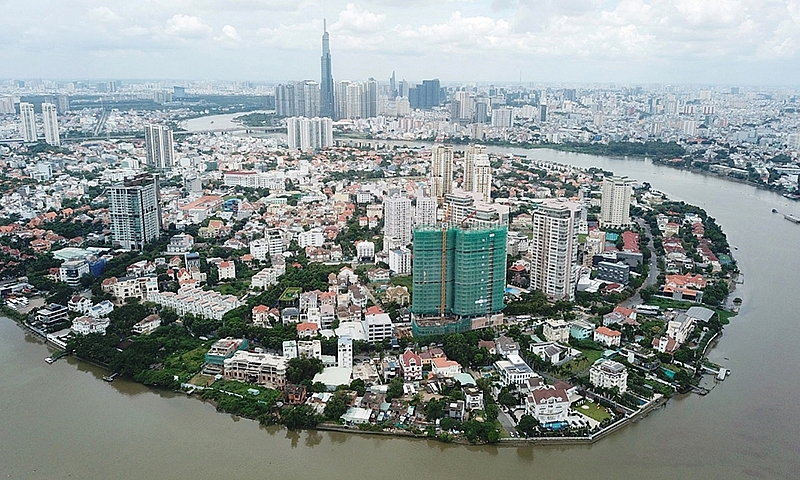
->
left=87, top=6, right=121, bottom=23
left=215, top=25, right=241, bottom=43
left=164, top=14, right=213, bottom=38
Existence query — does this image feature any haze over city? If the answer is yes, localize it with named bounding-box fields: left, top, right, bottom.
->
left=4, top=0, right=800, bottom=84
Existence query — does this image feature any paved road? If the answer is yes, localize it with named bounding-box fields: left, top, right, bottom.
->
left=497, top=407, right=518, bottom=437
left=622, top=220, right=659, bottom=308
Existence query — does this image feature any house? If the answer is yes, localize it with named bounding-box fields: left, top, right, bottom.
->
left=68, top=295, right=92, bottom=314
left=569, top=320, right=595, bottom=340
left=385, top=285, right=410, bottom=305
left=296, top=322, right=319, bottom=338
left=543, top=319, right=570, bottom=343
left=223, top=351, right=288, bottom=388
left=526, top=385, right=571, bottom=425
left=463, top=385, right=484, bottom=411
left=444, top=400, right=466, bottom=421
left=284, top=384, right=308, bottom=405
left=71, top=315, right=110, bottom=335
left=431, top=357, right=462, bottom=378
left=281, top=307, right=300, bottom=325
left=252, top=305, right=272, bottom=328
left=399, top=349, right=423, bottom=381
left=494, top=354, right=535, bottom=386
left=205, top=338, right=249, bottom=366
left=133, top=314, right=161, bottom=335
left=594, top=326, right=622, bottom=347
left=589, top=359, right=628, bottom=393
left=495, top=335, right=520, bottom=358
left=478, top=339, right=496, bottom=355
left=530, top=342, right=567, bottom=364
left=217, top=261, right=236, bottom=280
left=87, top=300, right=114, bottom=318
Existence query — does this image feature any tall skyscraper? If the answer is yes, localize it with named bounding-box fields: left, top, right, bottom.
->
left=409, top=79, right=440, bottom=109
left=109, top=174, right=162, bottom=250
left=275, top=83, right=295, bottom=116
left=473, top=154, right=492, bottom=202
left=19, top=102, right=37, bottom=143
left=530, top=200, right=581, bottom=301
left=430, top=144, right=454, bottom=200
left=463, top=144, right=486, bottom=192
left=411, top=226, right=507, bottom=318
left=295, top=80, right=320, bottom=118
left=286, top=116, right=333, bottom=151
left=414, top=190, right=437, bottom=228
left=0, top=96, right=15, bottom=114
left=389, top=71, right=397, bottom=98
left=144, top=124, right=175, bottom=169
left=41, top=103, right=60, bottom=146
left=600, top=176, right=633, bottom=229
left=383, top=193, right=412, bottom=250
left=320, top=20, right=334, bottom=118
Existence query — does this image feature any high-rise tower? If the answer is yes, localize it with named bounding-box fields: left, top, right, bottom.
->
left=144, top=124, right=175, bottom=169
left=600, top=176, right=633, bottom=229
left=109, top=174, right=162, bottom=250
left=320, top=19, right=334, bottom=118
left=430, top=144, right=454, bottom=200
left=530, top=200, right=581, bottom=301
left=42, top=103, right=60, bottom=146
left=19, top=102, right=37, bottom=143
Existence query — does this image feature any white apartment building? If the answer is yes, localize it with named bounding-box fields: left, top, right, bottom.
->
left=338, top=336, right=353, bottom=369
left=251, top=267, right=279, bottom=289
left=414, top=192, right=437, bottom=227
left=542, top=319, right=571, bottom=343
left=286, top=116, right=333, bottom=151
left=494, top=354, right=537, bottom=387
left=102, top=275, right=159, bottom=301
left=530, top=199, right=581, bottom=301
left=430, top=144, right=454, bottom=199
left=19, top=102, right=37, bottom=143
left=217, top=261, right=236, bottom=280
left=144, top=124, right=175, bottom=169
left=600, top=176, right=633, bottom=229
left=361, top=313, right=393, bottom=343
left=298, top=228, right=325, bottom=248
left=42, top=103, right=60, bottom=146
left=383, top=194, right=412, bottom=249
left=388, top=247, right=411, bottom=275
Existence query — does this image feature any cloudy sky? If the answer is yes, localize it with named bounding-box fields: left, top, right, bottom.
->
left=2, top=0, right=800, bottom=85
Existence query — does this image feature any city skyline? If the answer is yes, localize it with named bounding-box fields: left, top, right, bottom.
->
left=3, top=1, right=800, bottom=85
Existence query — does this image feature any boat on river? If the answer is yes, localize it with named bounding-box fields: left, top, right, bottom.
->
left=784, top=214, right=800, bottom=224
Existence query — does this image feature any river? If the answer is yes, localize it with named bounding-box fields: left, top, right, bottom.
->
left=2, top=145, right=799, bottom=479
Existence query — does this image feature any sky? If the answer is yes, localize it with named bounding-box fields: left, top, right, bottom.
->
left=3, top=0, right=800, bottom=85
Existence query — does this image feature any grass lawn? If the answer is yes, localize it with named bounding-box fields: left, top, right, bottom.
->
left=573, top=401, right=612, bottom=423
left=188, top=373, right=216, bottom=387
left=495, top=420, right=509, bottom=438
left=390, top=275, right=413, bottom=294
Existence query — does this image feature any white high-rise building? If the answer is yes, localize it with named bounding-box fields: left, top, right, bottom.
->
left=286, top=116, right=333, bottom=151
left=144, top=124, right=175, bottom=169
left=430, top=144, right=454, bottom=200
left=338, top=336, right=353, bottom=369
left=109, top=174, right=162, bottom=250
left=414, top=191, right=437, bottom=227
left=383, top=194, right=412, bottom=250
left=19, top=102, right=37, bottom=143
left=491, top=107, right=514, bottom=127
left=530, top=200, right=581, bottom=301
left=41, top=103, right=60, bottom=146
left=473, top=154, right=492, bottom=202
left=463, top=144, right=486, bottom=192
left=600, top=176, right=633, bottom=229
left=334, top=81, right=350, bottom=120
left=0, top=96, right=15, bottom=114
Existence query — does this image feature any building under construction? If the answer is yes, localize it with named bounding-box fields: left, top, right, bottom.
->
left=411, top=225, right=507, bottom=336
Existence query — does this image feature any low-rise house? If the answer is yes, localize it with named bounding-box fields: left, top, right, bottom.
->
left=217, top=261, right=236, bottom=280
left=594, top=326, right=622, bottom=347
left=569, top=320, right=595, bottom=340
left=464, top=386, right=484, bottom=411
left=252, top=305, right=272, bottom=328
left=543, top=319, right=570, bottom=343
left=149, top=286, right=242, bottom=321
left=68, top=295, right=92, bottom=314
left=399, top=349, right=423, bottom=381
left=102, top=275, right=158, bottom=301
left=494, top=354, right=535, bottom=386
left=297, top=322, right=319, bottom=338
left=495, top=335, right=520, bottom=358
left=478, top=339, right=497, bottom=355
left=251, top=267, right=279, bottom=289
left=589, top=358, right=628, bottom=393
left=526, top=385, right=571, bottom=425
left=71, top=315, right=110, bottom=335
left=87, top=300, right=114, bottom=318
left=132, top=314, right=161, bottom=335
left=444, top=400, right=466, bottom=421
left=206, top=338, right=249, bottom=366
left=35, top=303, right=69, bottom=327
left=431, top=358, right=462, bottom=378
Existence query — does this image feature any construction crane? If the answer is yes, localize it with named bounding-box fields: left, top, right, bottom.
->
left=460, top=209, right=478, bottom=228
left=440, top=204, right=452, bottom=318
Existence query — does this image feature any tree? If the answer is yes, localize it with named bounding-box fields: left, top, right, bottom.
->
left=286, top=357, right=324, bottom=384
left=498, top=391, right=518, bottom=407
left=282, top=404, right=319, bottom=430
left=516, top=414, right=539, bottom=437
left=349, top=378, right=366, bottom=396
left=385, top=376, right=404, bottom=401
left=323, top=391, right=349, bottom=421
left=425, top=398, right=445, bottom=421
